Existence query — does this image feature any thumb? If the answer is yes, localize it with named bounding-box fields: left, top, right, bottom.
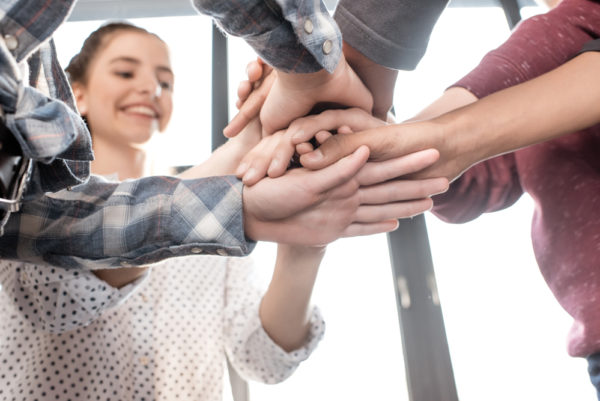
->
left=300, top=130, right=371, bottom=170
left=307, top=145, right=370, bottom=193
left=300, top=125, right=400, bottom=169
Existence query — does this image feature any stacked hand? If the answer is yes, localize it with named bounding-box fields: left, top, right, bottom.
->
left=226, top=53, right=453, bottom=246
left=224, top=54, right=373, bottom=138
left=243, top=145, right=448, bottom=245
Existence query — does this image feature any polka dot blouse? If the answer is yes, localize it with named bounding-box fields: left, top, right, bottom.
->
left=0, top=256, right=325, bottom=401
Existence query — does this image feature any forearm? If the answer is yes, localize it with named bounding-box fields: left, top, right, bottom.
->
left=409, top=87, right=477, bottom=122
left=1, top=174, right=251, bottom=268
left=259, top=244, right=325, bottom=352
left=178, top=141, right=246, bottom=179
left=439, top=51, right=600, bottom=168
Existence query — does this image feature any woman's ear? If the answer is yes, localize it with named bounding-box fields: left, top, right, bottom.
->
left=71, top=82, right=89, bottom=116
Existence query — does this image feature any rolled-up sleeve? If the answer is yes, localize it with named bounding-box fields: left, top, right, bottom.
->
left=0, top=174, right=254, bottom=269
left=223, top=256, right=325, bottom=383
left=193, top=0, right=341, bottom=73
left=334, top=0, right=449, bottom=70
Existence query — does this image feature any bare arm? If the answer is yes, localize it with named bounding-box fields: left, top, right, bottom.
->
left=300, top=51, right=600, bottom=182
left=259, top=244, right=325, bottom=351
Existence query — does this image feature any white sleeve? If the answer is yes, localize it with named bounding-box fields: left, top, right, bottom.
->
left=222, top=256, right=325, bottom=384
left=0, top=259, right=148, bottom=333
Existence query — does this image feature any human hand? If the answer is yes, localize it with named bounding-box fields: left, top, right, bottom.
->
left=236, top=108, right=386, bottom=186
left=343, top=41, right=398, bottom=120
left=224, top=55, right=373, bottom=138
left=243, top=145, right=448, bottom=246
left=224, top=58, right=276, bottom=138
left=298, top=117, right=474, bottom=183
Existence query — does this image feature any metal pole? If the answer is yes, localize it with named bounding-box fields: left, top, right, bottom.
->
left=498, top=0, right=522, bottom=29
left=211, top=23, right=229, bottom=151
left=387, top=216, right=459, bottom=401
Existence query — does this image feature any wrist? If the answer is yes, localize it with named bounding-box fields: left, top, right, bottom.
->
left=432, top=105, right=491, bottom=180
left=277, top=54, right=346, bottom=91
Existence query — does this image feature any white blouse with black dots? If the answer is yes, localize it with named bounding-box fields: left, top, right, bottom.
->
left=0, top=256, right=325, bottom=401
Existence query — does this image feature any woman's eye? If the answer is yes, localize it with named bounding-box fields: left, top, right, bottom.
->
left=115, top=71, right=134, bottom=79
left=159, top=81, right=173, bottom=91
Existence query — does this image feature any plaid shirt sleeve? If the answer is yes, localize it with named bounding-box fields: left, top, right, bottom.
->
left=193, top=0, right=341, bottom=73
left=1, top=175, right=254, bottom=269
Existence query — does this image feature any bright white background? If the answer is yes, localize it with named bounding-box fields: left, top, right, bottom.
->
left=53, top=4, right=596, bottom=401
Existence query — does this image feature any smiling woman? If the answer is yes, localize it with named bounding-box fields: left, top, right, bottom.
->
left=66, top=23, right=174, bottom=179
left=0, top=21, right=335, bottom=401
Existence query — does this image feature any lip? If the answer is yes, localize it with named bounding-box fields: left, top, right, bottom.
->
left=120, top=103, right=160, bottom=119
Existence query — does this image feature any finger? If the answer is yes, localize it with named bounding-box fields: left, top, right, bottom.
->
left=296, top=142, right=314, bottom=155
left=267, top=139, right=297, bottom=178
left=246, top=60, right=263, bottom=82
left=356, top=149, right=441, bottom=186
left=341, top=220, right=399, bottom=238
left=300, top=126, right=395, bottom=170
left=287, top=108, right=376, bottom=145
left=241, top=141, right=279, bottom=186
left=337, top=125, right=354, bottom=135
left=224, top=73, right=275, bottom=138
left=315, top=130, right=332, bottom=144
left=306, top=145, right=370, bottom=194
left=300, top=130, right=370, bottom=169
left=237, top=80, right=253, bottom=104
left=354, top=198, right=434, bottom=223
left=359, top=178, right=449, bottom=205
left=236, top=137, right=274, bottom=178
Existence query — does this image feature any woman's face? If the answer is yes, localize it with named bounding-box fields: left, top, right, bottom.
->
left=74, top=30, right=174, bottom=147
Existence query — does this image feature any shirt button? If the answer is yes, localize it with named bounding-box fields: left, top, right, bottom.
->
left=140, top=293, right=148, bottom=303
left=120, top=261, right=132, bottom=267
left=4, top=34, right=18, bottom=51
left=304, top=19, right=314, bottom=34
left=20, top=271, right=28, bottom=282
left=139, top=356, right=150, bottom=366
left=322, top=39, right=333, bottom=55
left=216, top=249, right=228, bottom=256
left=191, top=247, right=203, bottom=254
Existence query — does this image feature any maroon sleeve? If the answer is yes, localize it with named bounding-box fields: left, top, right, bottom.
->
left=432, top=0, right=600, bottom=224
left=432, top=154, right=523, bottom=223
left=453, top=0, right=600, bottom=98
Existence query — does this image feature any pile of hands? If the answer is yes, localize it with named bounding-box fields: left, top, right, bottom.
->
left=231, top=47, right=453, bottom=246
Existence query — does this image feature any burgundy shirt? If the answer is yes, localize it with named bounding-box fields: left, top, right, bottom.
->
left=432, top=0, right=600, bottom=357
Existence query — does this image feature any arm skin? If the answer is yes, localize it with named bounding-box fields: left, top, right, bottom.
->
left=216, top=122, right=326, bottom=352
left=259, top=244, right=325, bottom=351
left=300, top=51, right=600, bottom=182
left=342, top=41, right=398, bottom=120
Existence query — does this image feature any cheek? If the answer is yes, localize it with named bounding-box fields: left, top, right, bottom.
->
left=159, top=97, right=174, bottom=131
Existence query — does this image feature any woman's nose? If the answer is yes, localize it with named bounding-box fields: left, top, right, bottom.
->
left=138, top=74, right=162, bottom=98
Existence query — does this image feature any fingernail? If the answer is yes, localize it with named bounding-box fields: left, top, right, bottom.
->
left=243, top=168, right=257, bottom=183
left=236, top=162, right=248, bottom=177
left=305, top=149, right=323, bottom=161
left=291, top=130, right=304, bottom=142
left=268, top=159, right=279, bottom=175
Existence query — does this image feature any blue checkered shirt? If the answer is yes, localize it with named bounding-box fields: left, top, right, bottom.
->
left=0, top=0, right=253, bottom=268
left=193, top=0, right=342, bottom=73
